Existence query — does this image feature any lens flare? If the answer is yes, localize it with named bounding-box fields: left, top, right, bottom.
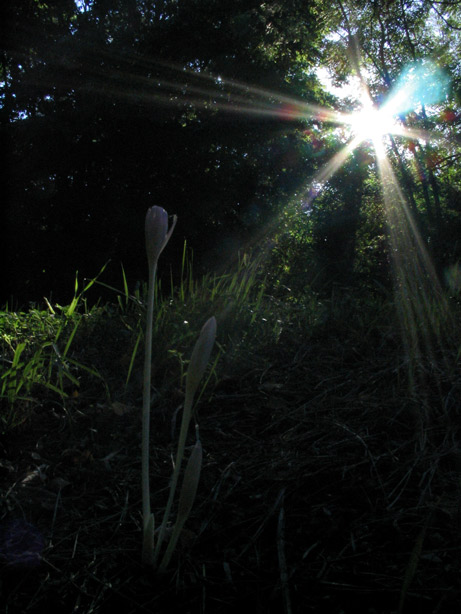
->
left=384, top=61, right=450, bottom=117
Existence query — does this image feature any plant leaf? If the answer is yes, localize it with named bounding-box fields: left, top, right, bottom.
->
left=185, top=316, right=217, bottom=407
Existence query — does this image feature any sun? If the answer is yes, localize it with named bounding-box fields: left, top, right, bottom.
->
left=350, top=105, right=398, bottom=142
left=344, top=90, right=401, bottom=156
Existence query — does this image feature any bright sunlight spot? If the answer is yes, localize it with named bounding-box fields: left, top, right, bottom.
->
left=349, top=104, right=398, bottom=144
left=344, top=86, right=401, bottom=158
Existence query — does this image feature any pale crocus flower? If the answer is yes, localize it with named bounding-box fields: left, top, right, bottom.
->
left=145, top=206, right=177, bottom=273
left=142, top=206, right=216, bottom=570
left=142, top=205, right=176, bottom=564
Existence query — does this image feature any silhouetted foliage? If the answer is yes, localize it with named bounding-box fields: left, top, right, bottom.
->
left=2, top=0, right=326, bottom=305
left=2, top=1, right=460, bottom=305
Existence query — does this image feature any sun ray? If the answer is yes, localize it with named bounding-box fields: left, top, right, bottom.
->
left=300, top=136, right=362, bottom=209
left=375, top=152, right=455, bottom=411
left=73, top=49, right=344, bottom=124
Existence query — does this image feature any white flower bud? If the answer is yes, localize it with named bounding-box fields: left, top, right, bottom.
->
left=145, top=206, right=177, bottom=271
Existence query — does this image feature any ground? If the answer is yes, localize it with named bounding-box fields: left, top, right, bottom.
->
left=1, top=292, right=460, bottom=613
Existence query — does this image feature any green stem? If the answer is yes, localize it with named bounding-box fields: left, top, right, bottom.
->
left=153, top=386, right=194, bottom=565
left=142, top=263, right=156, bottom=533
left=159, top=438, right=202, bottom=572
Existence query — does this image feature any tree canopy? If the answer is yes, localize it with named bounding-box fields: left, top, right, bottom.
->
left=2, top=0, right=460, bottom=305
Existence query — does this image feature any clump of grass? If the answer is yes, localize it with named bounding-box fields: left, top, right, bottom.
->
left=0, top=270, right=108, bottom=433
left=0, top=235, right=284, bottom=438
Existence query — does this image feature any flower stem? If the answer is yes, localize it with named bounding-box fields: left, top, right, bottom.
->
left=142, top=263, right=156, bottom=536
left=153, top=386, right=194, bottom=565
